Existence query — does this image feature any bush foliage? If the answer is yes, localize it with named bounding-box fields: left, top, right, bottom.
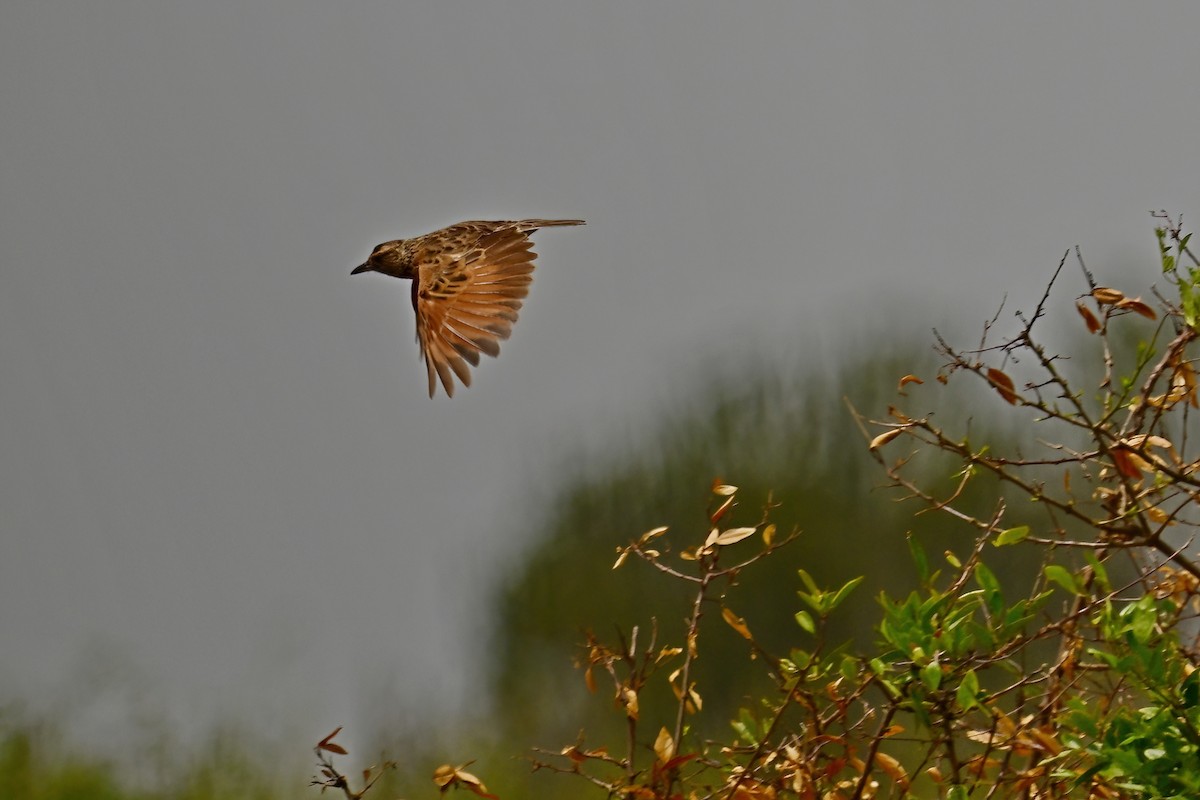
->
left=316, top=213, right=1200, bottom=799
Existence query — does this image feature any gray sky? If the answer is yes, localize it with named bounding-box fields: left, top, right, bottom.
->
left=4, top=1, right=1200, bottom=757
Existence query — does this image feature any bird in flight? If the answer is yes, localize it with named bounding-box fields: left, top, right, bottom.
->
left=352, top=218, right=584, bottom=397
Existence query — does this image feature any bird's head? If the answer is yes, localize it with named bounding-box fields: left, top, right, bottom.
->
left=352, top=240, right=406, bottom=277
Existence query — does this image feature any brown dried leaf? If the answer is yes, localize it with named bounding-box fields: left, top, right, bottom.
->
left=986, top=368, right=1020, bottom=405
left=1092, top=286, right=1126, bottom=305
left=1029, top=726, right=1063, bottom=755
left=1076, top=300, right=1102, bottom=333
left=317, top=727, right=348, bottom=755
left=897, top=374, right=924, bottom=392
left=713, top=482, right=738, bottom=496
left=1117, top=296, right=1157, bottom=320
left=722, top=607, right=753, bottom=639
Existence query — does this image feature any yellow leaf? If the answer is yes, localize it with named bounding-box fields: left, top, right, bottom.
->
left=713, top=483, right=738, bottom=496
left=714, top=527, right=757, bottom=546
left=433, top=764, right=456, bottom=788
left=640, top=526, right=669, bottom=543
left=869, top=428, right=903, bottom=450
left=653, top=727, right=675, bottom=764
left=722, top=607, right=753, bottom=639
left=619, top=687, right=639, bottom=719
left=762, top=523, right=776, bottom=546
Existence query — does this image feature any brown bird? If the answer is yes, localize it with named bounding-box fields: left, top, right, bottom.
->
left=351, top=218, right=585, bottom=397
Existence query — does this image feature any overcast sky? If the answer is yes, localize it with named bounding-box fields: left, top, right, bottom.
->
left=4, top=1, right=1200, bottom=758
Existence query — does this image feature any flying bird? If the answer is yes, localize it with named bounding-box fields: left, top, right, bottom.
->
left=351, top=218, right=585, bottom=397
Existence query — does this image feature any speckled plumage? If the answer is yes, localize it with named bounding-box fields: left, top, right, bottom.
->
left=351, top=219, right=584, bottom=397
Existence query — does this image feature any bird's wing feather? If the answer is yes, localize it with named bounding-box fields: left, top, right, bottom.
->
left=413, top=225, right=537, bottom=397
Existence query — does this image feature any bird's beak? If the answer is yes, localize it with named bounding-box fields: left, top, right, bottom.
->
left=351, top=263, right=371, bottom=275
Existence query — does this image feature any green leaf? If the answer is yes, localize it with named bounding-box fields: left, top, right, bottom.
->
left=921, top=660, right=942, bottom=691
left=907, top=533, right=929, bottom=582
left=794, top=610, right=815, bottom=634
left=945, top=550, right=962, bottom=569
left=797, top=569, right=820, bottom=595
left=993, top=525, right=1030, bottom=546
left=796, top=590, right=822, bottom=613
left=1044, top=565, right=1081, bottom=595
left=974, top=563, right=1004, bottom=616
left=1184, top=667, right=1200, bottom=708
left=956, top=669, right=980, bottom=711
left=827, top=576, right=865, bottom=612
left=1083, top=551, right=1111, bottom=593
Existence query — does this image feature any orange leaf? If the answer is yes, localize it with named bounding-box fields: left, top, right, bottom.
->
left=584, top=664, right=596, bottom=693
left=1075, top=300, right=1101, bottom=333
left=710, top=495, right=735, bottom=523
left=1117, top=296, right=1157, bottom=320
left=874, top=752, right=910, bottom=789
left=1110, top=446, right=1147, bottom=479
left=986, top=368, right=1020, bottom=404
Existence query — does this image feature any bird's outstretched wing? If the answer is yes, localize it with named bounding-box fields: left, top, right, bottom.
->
left=413, top=224, right=537, bottom=397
